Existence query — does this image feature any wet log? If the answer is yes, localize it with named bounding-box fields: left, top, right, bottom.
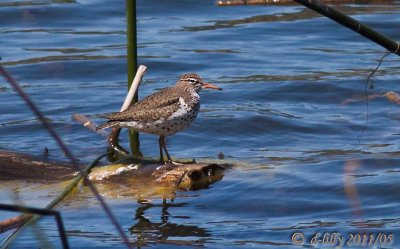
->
left=0, top=149, right=226, bottom=234
left=0, top=150, right=226, bottom=189
left=0, top=150, right=75, bottom=181
left=88, top=162, right=225, bottom=191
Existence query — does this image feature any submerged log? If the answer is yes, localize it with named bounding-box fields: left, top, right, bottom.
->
left=0, top=149, right=227, bottom=233
left=0, top=150, right=226, bottom=189
left=88, top=162, right=225, bottom=191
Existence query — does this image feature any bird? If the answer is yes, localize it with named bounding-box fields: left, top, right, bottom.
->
left=97, top=73, right=222, bottom=164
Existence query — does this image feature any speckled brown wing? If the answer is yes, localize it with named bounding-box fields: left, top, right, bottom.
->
left=105, top=87, right=181, bottom=122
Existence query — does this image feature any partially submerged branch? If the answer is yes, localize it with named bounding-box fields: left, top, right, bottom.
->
left=0, top=151, right=106, bottom=239
left=0, top=150, right=74, bottom=181
left=217, top=0, right=400, bottom=55
left=217, top=0, right=393, bottom=5
left=0, top=149, right=226, bottom=199
left=288, top=0, right=400, bottom=55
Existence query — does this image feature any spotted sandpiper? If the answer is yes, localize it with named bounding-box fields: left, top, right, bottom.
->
left=97, top=73, right=222, bottom=164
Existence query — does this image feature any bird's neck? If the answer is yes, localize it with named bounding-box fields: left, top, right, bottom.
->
left=180, top=87, right=200, bottom=105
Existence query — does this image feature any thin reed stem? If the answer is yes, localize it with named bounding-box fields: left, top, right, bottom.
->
left=0, top=65, right=132, bottom=248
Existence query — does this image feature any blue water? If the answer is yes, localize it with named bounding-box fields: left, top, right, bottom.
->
left=1, top=0, right=400, bottom=248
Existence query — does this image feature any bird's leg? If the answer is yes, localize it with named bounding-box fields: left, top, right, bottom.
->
left=160, top=136, right=173, bottom=164
left=158, top=136, right=165, bottom=164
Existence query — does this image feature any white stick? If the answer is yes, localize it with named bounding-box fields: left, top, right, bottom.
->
left=120, top=65, right=147, bottom=112
left=71, top=65, right=147, bottom=136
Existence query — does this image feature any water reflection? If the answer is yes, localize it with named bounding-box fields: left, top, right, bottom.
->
left=130, top=199, right=210, bottom=247
left=178, top=4, right=397, bottom=32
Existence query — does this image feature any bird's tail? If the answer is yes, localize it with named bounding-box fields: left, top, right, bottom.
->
left=96, top=121, right=120, bottom=130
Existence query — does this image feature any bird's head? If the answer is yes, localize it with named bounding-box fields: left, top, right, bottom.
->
left=177, top=73, right=222, bottom=93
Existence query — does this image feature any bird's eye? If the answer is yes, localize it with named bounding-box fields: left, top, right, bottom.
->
left=188, top=78, right=197, bottom=84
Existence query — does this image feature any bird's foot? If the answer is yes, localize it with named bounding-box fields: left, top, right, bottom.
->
left=158, top=157, right=183, bottom=166
left=162, top=159, right=175, bottom=165
left=158, top=158, right=175, bottom=165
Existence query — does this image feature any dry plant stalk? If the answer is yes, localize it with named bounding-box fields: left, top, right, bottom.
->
left=108, top=65, right=147, bottom=155
left=121, top=65, right=147, bottom=112
left=71, top=65, right=147, bottom=134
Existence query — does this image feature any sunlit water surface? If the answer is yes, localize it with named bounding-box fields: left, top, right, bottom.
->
left=1, top=0, right=400, bottom=248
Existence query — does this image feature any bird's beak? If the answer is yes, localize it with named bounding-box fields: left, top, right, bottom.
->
left=201, top=82, right=223, bottom=90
